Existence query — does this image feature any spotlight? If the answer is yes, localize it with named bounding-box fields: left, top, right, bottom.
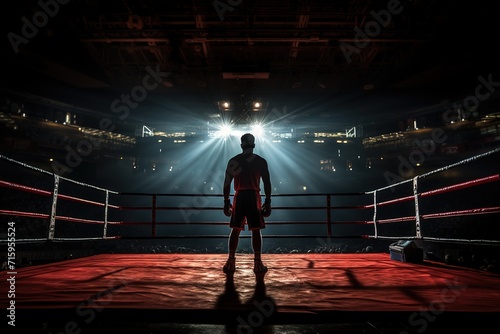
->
left=251, top=123, right=264, bottom=137
left=220, top=124, right=232, bottom=137
left=211, top=122, right=233, bottom=139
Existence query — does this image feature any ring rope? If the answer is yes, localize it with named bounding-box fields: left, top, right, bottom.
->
left=366, top=146, right=500, bottom=193
left=55, top=216, right=121, bottom=225
left=0, top=209, right=50, bottom=219
left=364, top=195, right=414, bottom=208
left=421, top=174, right=499, bottom=197
left=0, top=180, right=52, bottom=196
left=58, top=194, right=120, bottom=209
left=117, top=220, right=369, bottom=226
left=118, top=205, right=366, bottom=211
left=1, top=148, right=499, bottom=245
left=0, top=180, right=119, bottom=208
left=421, top=206, right=500, bottom=220
left=0, top=154, right=119, bottom=194
left=118, top=235, right=369, bottom=239
left=366, top=235, right=500, bottom=245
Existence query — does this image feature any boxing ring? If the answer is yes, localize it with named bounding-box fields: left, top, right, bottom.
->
left=1, top=148, right=500, bottom=333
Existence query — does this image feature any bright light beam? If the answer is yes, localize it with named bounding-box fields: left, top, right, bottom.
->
left=251, top=123, right=265, bottom=137
left=220, top=124, right=232, bottom=138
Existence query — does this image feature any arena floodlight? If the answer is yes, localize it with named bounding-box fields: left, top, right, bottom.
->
left=220, top=124, right=232, bottom=137
left=251, top=123, right=264, bottom=137
left=208, top=118, right=237, bottom=139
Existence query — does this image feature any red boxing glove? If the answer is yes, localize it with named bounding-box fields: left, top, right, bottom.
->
left=261, top=198, right=272, bottom=217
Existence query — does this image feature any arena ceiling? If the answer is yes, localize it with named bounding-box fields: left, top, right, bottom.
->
left=1, top=0, right=499, bottom=133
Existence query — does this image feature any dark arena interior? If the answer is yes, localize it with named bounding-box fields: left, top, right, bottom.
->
left=1, top=1, right=500, bottom=333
